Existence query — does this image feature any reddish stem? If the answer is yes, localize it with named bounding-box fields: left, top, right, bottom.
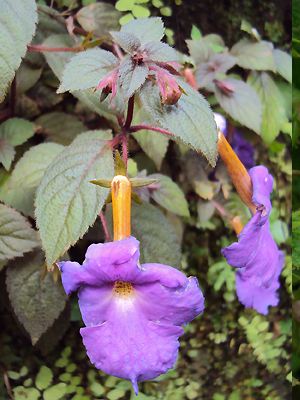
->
left=99, top=211, right=111, bottom=242
left=27, top=44, right=83, bottom=53
left=121, top=133, right=128, bottom=168
left=113, top=43, right=124, bottom=59
left=130, top=124, right=174, bottom=137
left=124, top=96, right=135, bottom=129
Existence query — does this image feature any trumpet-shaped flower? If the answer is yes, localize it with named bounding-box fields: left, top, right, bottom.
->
left=59, top=237, right=204, bottom=393
left=221, top=166, right=284, bottom=315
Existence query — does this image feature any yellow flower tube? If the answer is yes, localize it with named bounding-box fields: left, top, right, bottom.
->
left=217, top=131, right=256, bottom=215
left=111, top=175, right=131, bottom=241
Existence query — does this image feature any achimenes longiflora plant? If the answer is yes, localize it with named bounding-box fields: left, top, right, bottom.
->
left=33, top=16, right=283, bottom=392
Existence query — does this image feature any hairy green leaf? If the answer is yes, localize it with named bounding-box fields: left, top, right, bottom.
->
left=0, top=143, right=64, bottom=216
left=0, top=204, right=38, bottom=262
left=120, top=17, right=164, bottom=45
left=133, top=129, right=169, bottom=169
left=42, top=34, right=123, bottom=122
left=273, top=49, right=292, bottom=83
left=248, top=72, right=287, bottom=143
left=0, top=118, right=35, bottom=169
left=35, top=131, right=114, bottom=265
left=231, top=39, right=276, bottom=71
left=76, top=2, right=121, bottom=37
left=195, top=53, right=236, bottom=89
left=35, top=112, right=86, bottom=145
left=58, top=48, right=118, bottom=93
left=214, top=78, right=262, bottom=134
left=131, top=203, right=182, bottom=266
left=144, top=41, right=179, bottom=62
left=6, top=251, right=67, bottom=344
left=139, top=80, right=218, bottom=166
left=118, top=57, right=148, bottom=98
left=0, top=0, right=37, bottom=102
left=110, top=31, right=141, bottom=54
left=0, top=140, right=15, bottom=171
left=0, top=118, right=35, bottom=146
left=148, top=174, right=190, bottom=217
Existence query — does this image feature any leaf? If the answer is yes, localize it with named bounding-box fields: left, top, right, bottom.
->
left=247, top=72, right=287, bottom=143
left=110, top=31, right=141, bottom=54
left=148, top=174, right=190, bottom=217
left=35, top=112, right=86, bottom=145
left=35, top=131, right=114, bottom=265
left=0, top=140, right=15, bottom=171
left=0, top=118, right=35, bottom=146
left=120, top=17, right=164, bottom=45
left=0, top=143, right=64, bottom=217
left=0, top=117, right=36, bottom=170
left=13, top=387, right=40, bottom=400
left=118, top=57, right=148, bottom=98
left=6, top=251, right=67, bottom=344
left=43, top=383, right=67, bottom=400
left=195, top=53, right=236, bottom=89
left=132, top=4, right=151, bottom=18
left=0, top=204, right=38, bottom=262
left=0, top=0, right=38, bottom=102
left=35, top=366, right=53, bottom=390
left=133, top=129, right=169, bottom=169
left=273, top=49, right=292, bottom=83
left=144, top=41, right=179, bottom=62
left=58, top=48, right=118, bottom=93
left=187, top=34, right=225, bottom=64
left=106, top=202, right=182, bottom=266
left=214, top=78, right=262, bottom=134
left=231, top=39, right=276, bottom=71
left=139, top=80, right=218, bottom=166
left=16, top=63, right=42, bottom=94
left=42, top=34, right=123, bottom=122
left=76, top=2, right=121, bottom=37
left=131, top=203, right=182, bottom=267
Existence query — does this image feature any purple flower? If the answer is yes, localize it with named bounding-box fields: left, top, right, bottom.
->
left=214, top=113, right=255, bottom=169
left=59, top=237, right=204, bottom=393
left=222, top=166, right=284, bottom=315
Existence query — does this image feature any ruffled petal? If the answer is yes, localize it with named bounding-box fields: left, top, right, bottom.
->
left=236, top=252, right=284, bottom=315
left=134, top=266, right=204, bottom=325
left=59, top=237, right=141, bottom=292
left=80, top=302, right=183, bottom=394
left=222, top=213, right=284, bottom=314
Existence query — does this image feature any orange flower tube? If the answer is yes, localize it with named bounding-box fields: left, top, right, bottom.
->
left=217, top=131, right=256, bottom=215
left=111, top=175, right=131, bottom=241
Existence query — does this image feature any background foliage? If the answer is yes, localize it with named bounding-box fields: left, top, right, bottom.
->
left=0, top=0, right=291, bottom=399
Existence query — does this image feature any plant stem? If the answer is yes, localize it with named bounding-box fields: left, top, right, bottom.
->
left=113, top=43, right=124, bottom=59
left=124, top=96, right=135, bottom=129
left=27, top=44, right=83, bottom=52
left=121, top=133, right=128, bottom=168
left=130, top=124, right=174, bottom=137
left=99, top=211, right=111, bottom=242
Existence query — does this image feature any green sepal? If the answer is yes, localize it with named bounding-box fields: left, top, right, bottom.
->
left=130, top=177, right=159, bottom=187
left=90, top=178, right=112, bottom=188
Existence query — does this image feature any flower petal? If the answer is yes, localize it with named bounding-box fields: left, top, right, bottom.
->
left=249, top=166, right=273, bottom=219
left=134, top=266, right=204, bottom=325
left=59, top=237, right=141, bottom=292
left=80, top=302, right=183, bottom=393
left=222, top=214, right=284, bottom=314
